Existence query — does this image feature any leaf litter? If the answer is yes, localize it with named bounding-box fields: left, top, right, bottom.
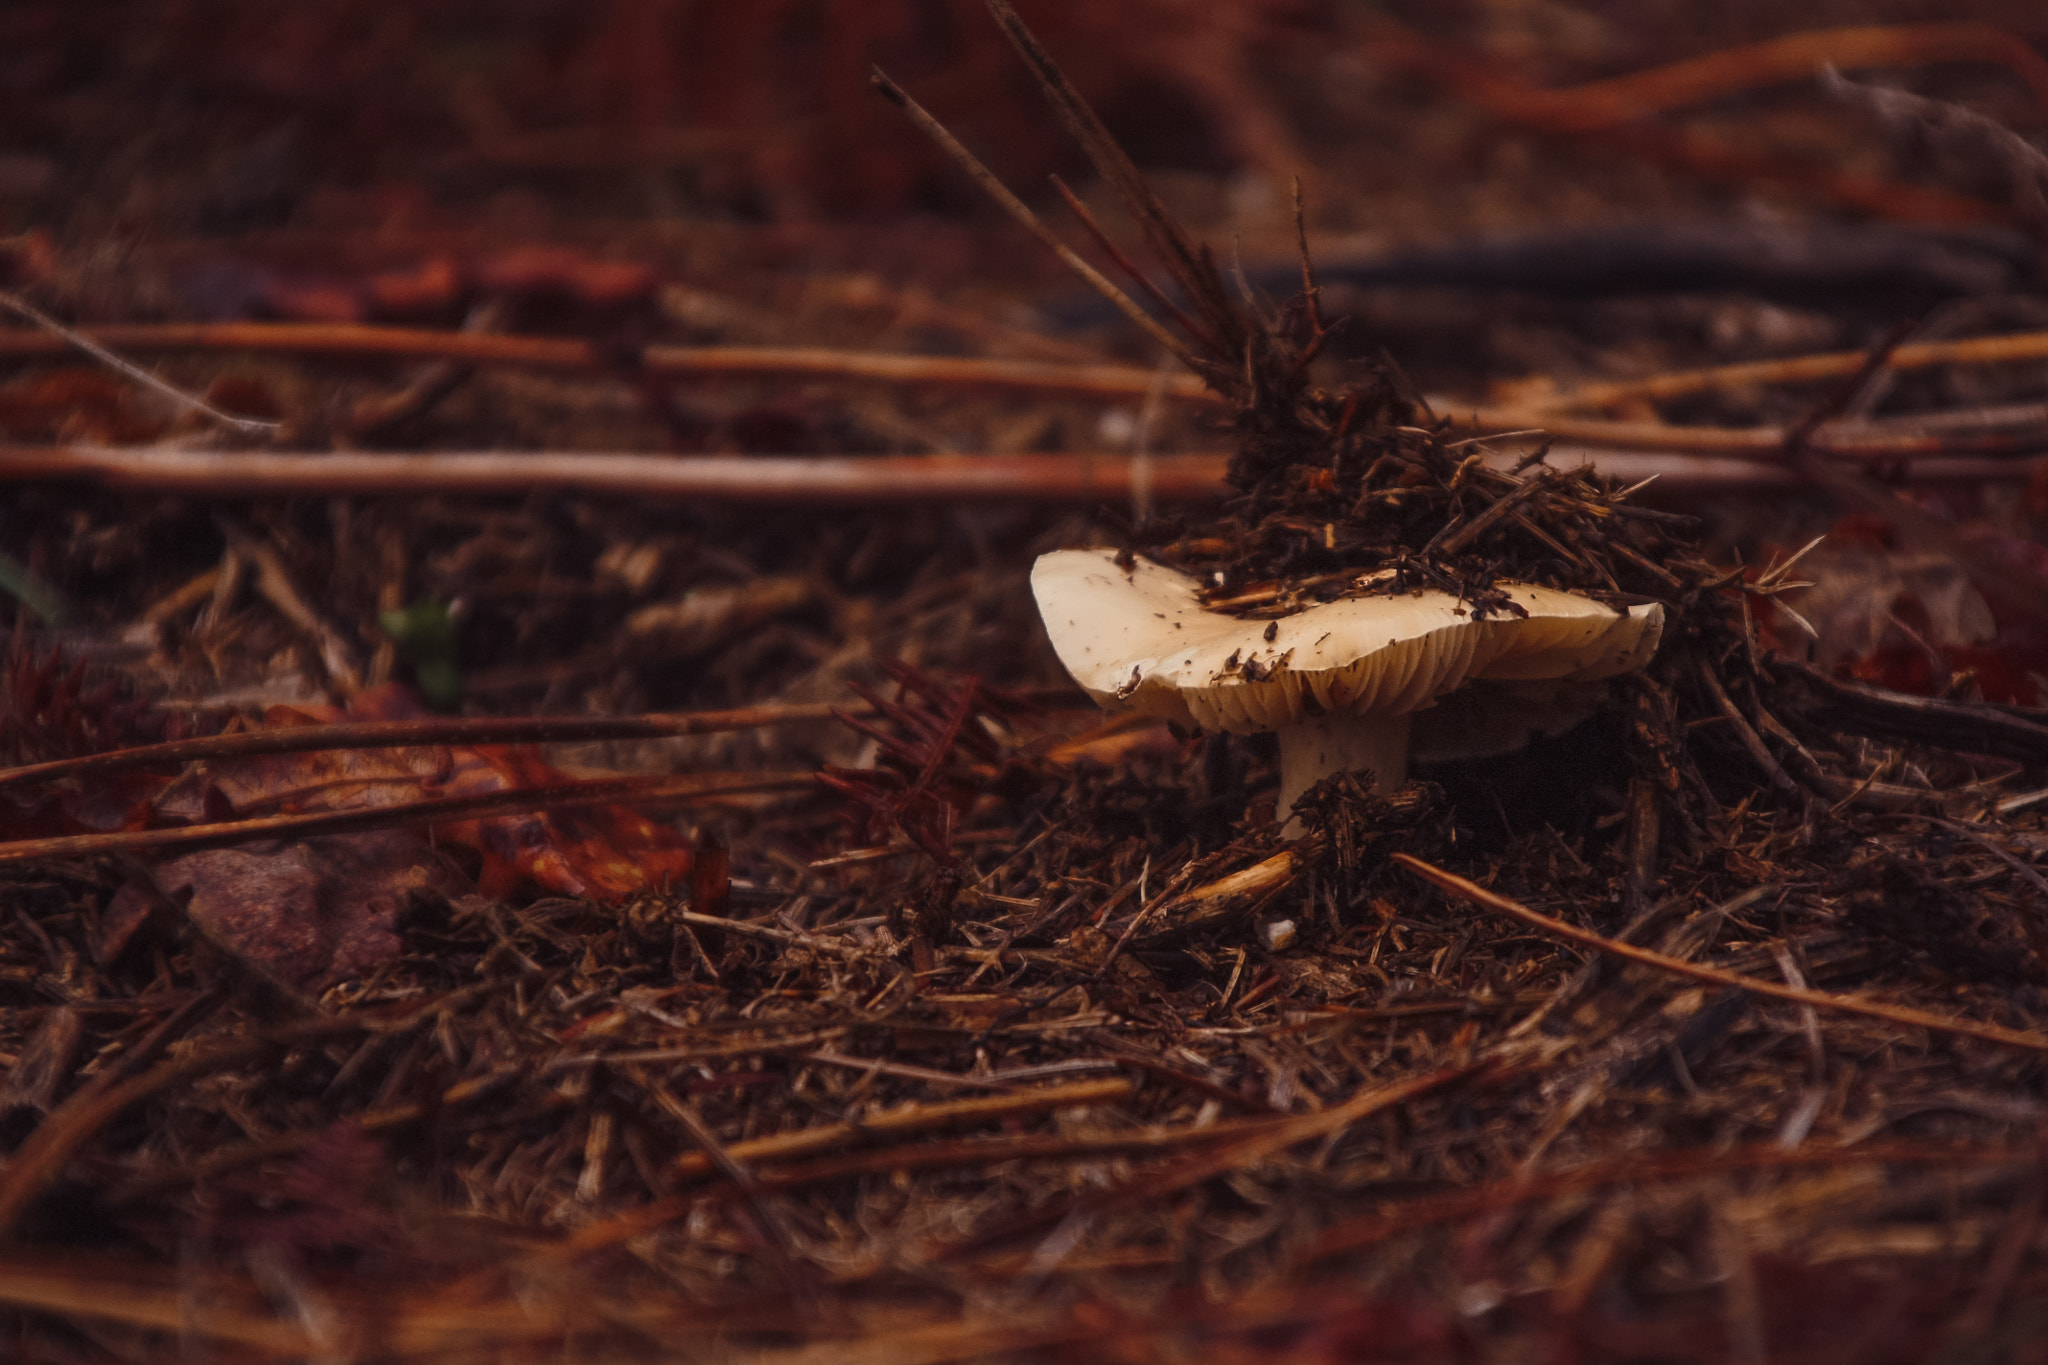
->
left=1, top=3, right=2048, bottom=1361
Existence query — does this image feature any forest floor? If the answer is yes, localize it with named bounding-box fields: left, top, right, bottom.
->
left=3, top=2, right=2048, bottom=1361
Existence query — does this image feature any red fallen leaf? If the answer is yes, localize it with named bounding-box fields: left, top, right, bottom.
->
left=91, top=717, right=468, bottom=987
left=9, top=665, right=696, bottom=901
left=421, top=736, right=697, bottom=900
left=272, top=685, right=695, bottom=901
left=90, top=685, right=696, bottom=989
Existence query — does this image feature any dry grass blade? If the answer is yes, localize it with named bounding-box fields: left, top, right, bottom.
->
left=1394, top=854, right=2048, bottom=1054
left=982, top=0, right=1244, bottom=367
left=1050, top=174, right=1219, bottom=353
left=868, top=66, right=1203, bottom=372
left=4, top=322, right=2047, bottom=466
left=542, top=1079, right=1141, bottom=1263
left=0, top=290, right=281, bottom=437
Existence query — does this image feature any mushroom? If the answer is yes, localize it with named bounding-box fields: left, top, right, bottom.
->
left=1032, top=548, right=1665, bottom=831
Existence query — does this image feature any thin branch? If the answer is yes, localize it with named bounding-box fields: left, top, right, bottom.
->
left=644, top=342, right=1216, bottom=400
left=0, top=321, right=1218, bottom=401
left=1394, top=854, right=2048, bottom=1055
left=1364, top=17, right=2014, bottom=225
left=668, top=1077, right=1135, bottom=1180
left=1699, top=665, right=1804, bottom=798
left=0, top=443, right=1234, bottom=501
left=1524, top=329, right=2048, bottom=416
left=1476, top=23, right=2048, bottom=131
left=0, top=702, right=859, bottom=791
left=1, top=443, right=2028, bottom=507
left=1782, top=318, right=1920, bottom=453
left=0, top=770, right=817, bottom=866
left=0, top=321, right=597, bottom=367
left=2, top=321, right=2046, bottom=461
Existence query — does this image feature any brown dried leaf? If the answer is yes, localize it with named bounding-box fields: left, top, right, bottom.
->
left=146, top=829, right=463, bottom=994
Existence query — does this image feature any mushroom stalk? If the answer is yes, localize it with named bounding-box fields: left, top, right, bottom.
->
left=1276, top=711, right=1411, bottom=835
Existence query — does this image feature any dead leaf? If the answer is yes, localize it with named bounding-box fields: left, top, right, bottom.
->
left=283, top=685, right=696, bottom=901
left=136, top=830, right=462, bottom=995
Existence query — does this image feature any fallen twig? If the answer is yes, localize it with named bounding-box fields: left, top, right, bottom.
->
left=1527, top=330, right=2048, bottom=416
left=1783, top=664, right=2048, bottom=764
left=1394, top=854, right=2048, bottom=1054
left=0, top=770, right=817, bottom=865
left=669, top=1077, right=1135, bottom=1179
left=3, top=322, right=2046, bottom=462
left=0, top=322, right=1213, bottom=402
left=0, top=702, right=857, bottom=792
left=0, top=443, right=2031, bottom=506
left=0, top=444, right=1234, bottom=502
left=1450, top=23, right=2048, bottom=132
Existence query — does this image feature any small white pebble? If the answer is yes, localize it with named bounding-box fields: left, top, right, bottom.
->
left=1260, top=919, right=1298, bottom=952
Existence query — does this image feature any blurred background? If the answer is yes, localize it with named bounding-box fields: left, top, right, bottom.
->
left=7, top=1, right=2045, bottom=276
left=4, top=0, right=2047, bottom=713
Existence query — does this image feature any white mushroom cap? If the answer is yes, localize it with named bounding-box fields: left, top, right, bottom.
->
left=1031, top=547, right=1664, bottom=735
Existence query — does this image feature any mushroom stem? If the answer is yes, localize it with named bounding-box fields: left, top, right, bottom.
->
left=1277, top=711, right=1412, bottom=835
